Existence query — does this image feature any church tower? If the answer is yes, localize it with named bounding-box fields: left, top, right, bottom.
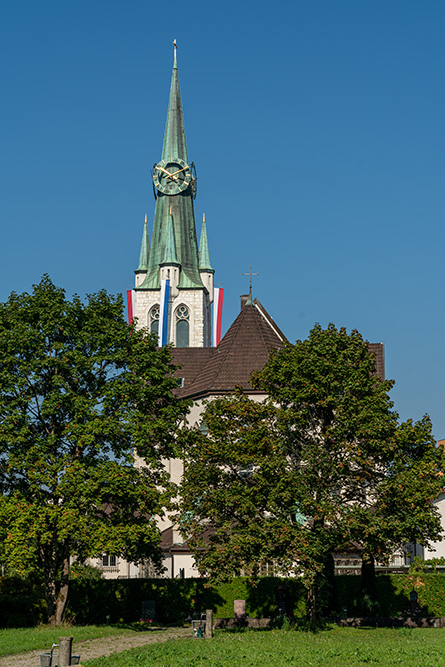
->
left=133, top=43, right=213, bottom=348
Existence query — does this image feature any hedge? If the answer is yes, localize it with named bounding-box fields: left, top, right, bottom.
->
left=0, top=577, right=46, bottom=628
left=2, top=573, right=445, bottom=627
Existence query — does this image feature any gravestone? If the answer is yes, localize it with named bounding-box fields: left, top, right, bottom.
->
left=141, top=600, right=156, bottom=621
left=275, top=584, right=290, bottom=616
left=205, top=609, right=213, bottom=638
left=234, top=599, right=246, bottom=620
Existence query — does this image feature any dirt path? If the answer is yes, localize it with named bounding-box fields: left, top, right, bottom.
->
left=0, top=627, right=191, bottom=667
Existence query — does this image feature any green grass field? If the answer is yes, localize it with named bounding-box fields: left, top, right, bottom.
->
left=0, top=624, right=142, bottom=657
left=83, top=627, right=445, bottom=667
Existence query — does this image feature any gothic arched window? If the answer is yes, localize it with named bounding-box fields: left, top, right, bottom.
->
left=149, top=305, right=160, bottom=336
left=175, top=304, right=190, bottom=348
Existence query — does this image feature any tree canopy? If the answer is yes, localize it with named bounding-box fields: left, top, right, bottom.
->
left=0, top=276, right=188, bottom=624
left=179, top=324, right=445, bottom=624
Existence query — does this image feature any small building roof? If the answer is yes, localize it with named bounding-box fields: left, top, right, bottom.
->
left=172, top=298, right=286, bottom=400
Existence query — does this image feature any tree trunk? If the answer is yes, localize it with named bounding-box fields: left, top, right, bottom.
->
left=43, top=546, right=70, bottom=626
left=307, top=584, right=318, bottom=630
left=360, top=554, right=378, bottom=616
left=55, top=552, right=70, bottom=625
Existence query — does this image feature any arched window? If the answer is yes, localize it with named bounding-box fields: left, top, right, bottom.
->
left=149, top=305, right=159, bottom=336
left=175, top=304, right=190, bottom=348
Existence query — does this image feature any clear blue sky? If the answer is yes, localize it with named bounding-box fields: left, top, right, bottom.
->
left=1, top=1, right=444, bottom=437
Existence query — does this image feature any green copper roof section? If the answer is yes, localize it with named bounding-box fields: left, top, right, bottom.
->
left=199, top=214, right=214, bottom=273
left=161, top=49, right=188, bottom=163
left=136, top=214, right=150, bottom=272
left=138, top=46, right=204, bottom=291
left=161, top=210, right=180, bottom=265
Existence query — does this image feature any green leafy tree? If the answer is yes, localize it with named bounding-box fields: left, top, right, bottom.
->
left=0, top=276, right=188, bottom=625
left=179, top=324, right=445, bottom=626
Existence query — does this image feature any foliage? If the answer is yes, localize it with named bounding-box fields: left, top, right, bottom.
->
left=5, top=573, right=445, bottom=629
left=64, top=573, right=445, bottom=625
left=353, top=416, right=445, bottom=565
left=179, top=324, right=445, bottom=626
left=409, top=555, right=445, bottom=574
left=0, top=276, right=188, bottom=624
left=0, top=576, right=46, bottom=628
left=69, top=562, right=104, bottom=580
left=83, top=627, right=445, bottom=667
left=66, top=577, right=223, bottom=625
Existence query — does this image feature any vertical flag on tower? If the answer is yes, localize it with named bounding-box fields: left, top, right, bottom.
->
left=159, top=279, right=170, bottom=346
left=126, top=290, right=135, bottom=325
left=213, top=287, right=224, bottom=346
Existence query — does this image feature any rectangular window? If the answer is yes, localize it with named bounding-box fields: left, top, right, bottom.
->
left=102, top=554, right=117, bottom=567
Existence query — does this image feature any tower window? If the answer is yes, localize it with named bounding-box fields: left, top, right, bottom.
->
left=149, top=305, right=160, bottom=335
left=176, top=305, right=190, bottom=348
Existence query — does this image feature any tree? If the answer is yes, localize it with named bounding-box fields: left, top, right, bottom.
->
left=0, top=276, right=188, bottom=625
left=179, top=324, right=445, bottom=626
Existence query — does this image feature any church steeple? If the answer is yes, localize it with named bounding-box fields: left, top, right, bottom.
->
left=139, top=42, right=203, bottom=291
left=132, top=42, right=213, bottom=348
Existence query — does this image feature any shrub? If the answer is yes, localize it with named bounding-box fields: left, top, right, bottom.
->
left=4, top=572, right=445, bottom=627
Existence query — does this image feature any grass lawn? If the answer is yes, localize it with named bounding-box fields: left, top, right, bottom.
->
left=83, top=626, right=445, bottom=667
left=0, top=623, right=148, bottom=657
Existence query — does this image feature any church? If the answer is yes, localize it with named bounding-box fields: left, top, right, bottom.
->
left=99, top=44, right=388, bottom=579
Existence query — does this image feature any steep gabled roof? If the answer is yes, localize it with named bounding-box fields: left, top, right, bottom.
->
left=170, top=299, right=385, bottom=399
left=171, top=300, right=286, bottom=400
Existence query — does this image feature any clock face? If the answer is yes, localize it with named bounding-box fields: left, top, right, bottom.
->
left=152, top=158, right=192, bottom=195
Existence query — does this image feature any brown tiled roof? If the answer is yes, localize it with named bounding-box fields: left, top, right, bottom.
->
left=172, top=348, right=214, bottom=394
left=160, top=525, right=214, bottom=552
left=171, top=300, right=286, bottom=400
left=171, top=301, right=385, bottom=399
left=160, top=526, right=191, bottom=552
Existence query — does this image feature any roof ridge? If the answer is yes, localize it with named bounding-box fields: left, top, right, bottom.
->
left=175, top=302, right=285, bottom=398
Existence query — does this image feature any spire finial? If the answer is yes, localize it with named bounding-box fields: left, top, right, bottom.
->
left=173, top=39, right=177, bottom=65
left=242, top=265, right=259, bottom=304
left=144, top=213, right=147, bottom=225
left=203, top=212, right=205, bottom=224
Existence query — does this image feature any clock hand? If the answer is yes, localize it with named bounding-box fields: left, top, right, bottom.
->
left=168, top=166, right=189, bottom=178
left=157, top=166, right=178, bottom=180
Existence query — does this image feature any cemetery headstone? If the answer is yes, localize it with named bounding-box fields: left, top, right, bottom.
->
left=141, top=600, right=156, bottom=621
left=234, top=599, right=246, bottom=620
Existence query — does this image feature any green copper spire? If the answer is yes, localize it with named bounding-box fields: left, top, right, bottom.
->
left=161, top=40, right=188, bottom=164
left=199, top=213, right=214, bottom=273
left=161, top=208, right=179, bottom=265
left=136, top=214, right=150, bottom=272
left=139, top=42, right=204, bottom=290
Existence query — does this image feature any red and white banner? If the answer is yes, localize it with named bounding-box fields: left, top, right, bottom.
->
left=159, top=279, right=170, bottom=347
left=213, top=287, right=224, bottom=346
left=126, top=289, right=135, bottom=325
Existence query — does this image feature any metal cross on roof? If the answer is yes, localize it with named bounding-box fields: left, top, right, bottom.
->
left=242, top=265, right=259, bottom=302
